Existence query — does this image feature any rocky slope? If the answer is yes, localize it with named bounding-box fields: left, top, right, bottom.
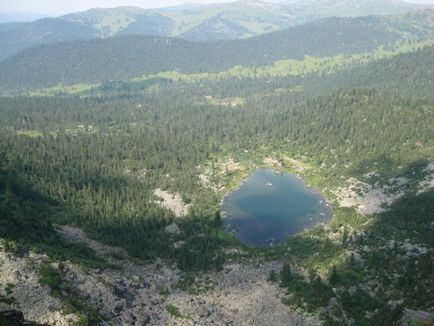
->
left=0, top=226, right=320, bottom=325
left=0, top=247, right=79, bottom=325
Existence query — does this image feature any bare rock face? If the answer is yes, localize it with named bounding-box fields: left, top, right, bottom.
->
left=164, top=223, right=181, bottom=235
left=401, top=309, right=434, bottom=325
left=332, top=177, right=406, bottom=215
left=163, top=262, right=300, bottom=326
left=0, top=246, right=79, bottom=325
left=56, top=226, right=322, bottom=325
left=62, top=258, right=321, bottom=325
left=2, top=227, right=322, bottom=326
left=154, top=189, right=191, bottom=217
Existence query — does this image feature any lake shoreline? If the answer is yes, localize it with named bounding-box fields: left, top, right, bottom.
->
left=221, top=168, right=333, bottom=246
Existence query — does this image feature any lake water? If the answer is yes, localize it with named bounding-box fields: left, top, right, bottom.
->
left=222, top=169, right=332, bottom=246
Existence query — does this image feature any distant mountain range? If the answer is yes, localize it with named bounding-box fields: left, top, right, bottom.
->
left=1, top=10, right=433, bottom=90
left=0, top=0, right=432, bottom=60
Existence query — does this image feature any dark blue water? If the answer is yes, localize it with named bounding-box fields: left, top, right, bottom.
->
left=222, top=169, right=332, bottom=246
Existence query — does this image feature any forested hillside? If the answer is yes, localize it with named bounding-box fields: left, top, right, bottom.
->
left=0, top=18, right=96, bottom=61
left=1, top=43, right=433, bottom=324
left=0, top=0, right=428, bottom=60
left=281, top=0, right=427, bottom=17
left=70, top=44, right=434, bottom=102
left=0, top=12, right=433, bottom=90
left=1, top=45, right=433, bottom=260
left=316, top=45, right=434, bottom=99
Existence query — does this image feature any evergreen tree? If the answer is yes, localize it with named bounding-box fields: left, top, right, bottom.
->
left=281, top=263, right=292, bottom=287
left=329, top=266, right=340, bottom=286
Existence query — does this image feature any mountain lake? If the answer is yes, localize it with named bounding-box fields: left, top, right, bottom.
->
left=222, top=169, right=332, bottom=245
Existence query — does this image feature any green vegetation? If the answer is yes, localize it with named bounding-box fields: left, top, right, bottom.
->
left=0, top=18, right=96, bottom=61
left=63, top=7, right=146, bottom=37
left=281, top=271, right=333, bottom=313
left=0, top=10, right=433, bottom=325
left=38, top=260, right=103, bottom=324
left=0, top=165, right=111, bottom=269
left=2, top=0, right=425, bottom=61
left=2, top=12, right=433, bottom=90
left=176, top=272, right=216, bottom=295
left=133, top=39, right=434, bottom=83
left=1, top=46, right=433, bottom=275
left=0, top=314, right=40, bottom=326
left=166, top=304, right=183, bottom=318
left=0, top=282, right=16, bottom=304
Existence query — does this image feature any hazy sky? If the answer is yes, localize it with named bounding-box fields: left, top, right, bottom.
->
left=1, top=0, right=434, bottom=15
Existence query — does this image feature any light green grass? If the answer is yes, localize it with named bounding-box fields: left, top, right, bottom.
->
left=26, top=39, right=434, bottom=97
left=28, top=83, right=99, bottom=97
left=94, top=14, right=136, bottom=35
left=14, top=129, right=44, bottom=138
left=134, top=39, right=434, bottom=82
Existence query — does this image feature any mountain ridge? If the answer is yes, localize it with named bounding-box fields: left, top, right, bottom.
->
left=0, top=0, right=432, bottom=60
left=1, top=12, right=433, bottom=90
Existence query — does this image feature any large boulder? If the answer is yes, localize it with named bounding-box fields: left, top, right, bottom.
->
left=401, top=309, right=434, bottom=325
left=0, top=310, right=25, bottom=325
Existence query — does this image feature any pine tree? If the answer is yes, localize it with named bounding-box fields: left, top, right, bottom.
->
left=213, top=211, right=222, bottom=227
left=281, top=263, right=292, bottom=287
left=329, top=265, right=340, bottom=286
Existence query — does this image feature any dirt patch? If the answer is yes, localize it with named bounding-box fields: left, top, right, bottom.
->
left=205, top=96, right=245, bottom=108
left=423, top=162, right=434, bottom=172
left=417, top=175, right=434, bottom=194
left=164, top=223, right=181, bottom=235
left=154, top=189, right=191, bottom=217
left=197, top=166, right=222, bottom=192
left=196, top=158, right=246, bottom=192
left=264, top=157, right=282, bottom=168
left=283, top=156, right=308, bottom=174
left=217, top=158, right=244, bottom=174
